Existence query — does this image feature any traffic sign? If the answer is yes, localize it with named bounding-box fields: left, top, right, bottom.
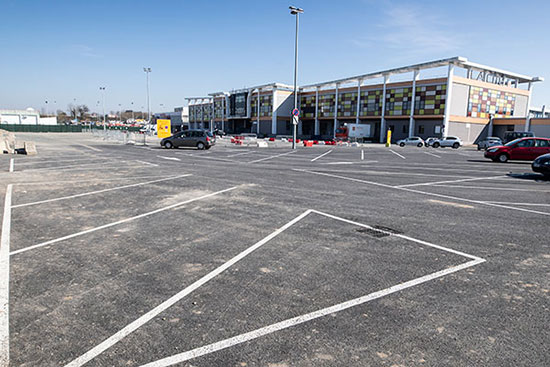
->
left=292, top=115, right=299, bottom=125
left=157, top=119, right=171, bottom=138
left=292, top=108, right=300, bottom=116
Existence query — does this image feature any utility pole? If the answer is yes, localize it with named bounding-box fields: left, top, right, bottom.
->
left=144, top=67, right=152, bottom=124
left=289, top=6, right=303, bottom=150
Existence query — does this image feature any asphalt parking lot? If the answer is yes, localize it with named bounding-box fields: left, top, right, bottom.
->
left=1, top=133, right=549, bottom=366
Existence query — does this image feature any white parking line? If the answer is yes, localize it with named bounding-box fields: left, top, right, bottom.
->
left=157, top=156, right=181, bottom=161
left=394, top=175, right=507, bottom=188
left=8, top=159, right=13, bottom=173
left=389, top=149, right=406, bottom=159
left=63, top=210, right=312, bottom=367
left=135, top=160, right=159, bottom=167
left=12, top=175, right=168, bottom=186
left=249, top=150, right=295, bottom=164
left=137, top=209, right=484, bottom=367
left=310, top=149, right=333, bottom=162
left=11, top=174, right=191, bottom=208
left=298, top=169, right=550, bottom=217
left=0, top=184, right=12, bottom=366
left=423, top=151, right=441, bottom=158
left=484, top=201, right=550, bottom=207
left=226, top=151, right=253, bottom=158
left=78, top=144, right=102, bottom=152
left=432, top=184, right=550, bottom=193
left=10, top=186, right=238, bottom=256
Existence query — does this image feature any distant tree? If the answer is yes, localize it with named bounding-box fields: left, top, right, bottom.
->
left=78, top=105, right=89, bottom=121
left=56, top=111, right=70, bottom=124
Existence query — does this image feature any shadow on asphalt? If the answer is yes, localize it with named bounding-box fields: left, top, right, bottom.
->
left=506, top=172, right=550, bottom=182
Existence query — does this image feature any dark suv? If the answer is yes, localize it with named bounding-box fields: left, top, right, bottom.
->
left=503, top=131, right=534, bottom=144
left=161, top=130, right=215, bottom=150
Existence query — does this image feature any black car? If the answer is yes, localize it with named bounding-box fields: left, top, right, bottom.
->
left=161, top=129, right=215, bottom=150
left=532, top=153, right=550, bottom=177
left=503, top=131, right=534, bottom=144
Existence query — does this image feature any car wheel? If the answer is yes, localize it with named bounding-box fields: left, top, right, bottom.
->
left=205, top=145, right=211, bottom=150
left=433, top=142, right=440, bottom=148
left=417, top=143, right=423, bottom=147
left=197, top=142, right=206, bottom=150
left=497, top=153, right=508, bottom=163
left=399, top=143, right=405, bottom=147
left=164, top=141, right=173, bottom=149
left=452, top=142, right=460, bottom=149
left=477, top=146, right=481, bottom=150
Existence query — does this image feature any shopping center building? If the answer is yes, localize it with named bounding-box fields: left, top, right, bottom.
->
left=186, top=57, right=544, bottom=143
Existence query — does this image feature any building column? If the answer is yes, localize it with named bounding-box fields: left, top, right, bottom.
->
left=271, top=88, right=278, bottom=135
left=333, top=83, right=339, bottom=138
left=380, top=75, right=389, bottom=143
left=221, top=97, right=225, bottom=132
left=525, top=82, right=533, bottom=131
left=257, top=89, right=261, bottom=134
left=200, top=99, right=205, bottom=130
left=314, top=87, right=320, bottom=136
left=211, top=98, right=214, bottom=132
left=356, top=79, right=362, bottom=124
left=409, top=70, right=419, bottom=137
left=442, top=64, right=455, bottom=138
left=488, top=114, right=494, bottom=137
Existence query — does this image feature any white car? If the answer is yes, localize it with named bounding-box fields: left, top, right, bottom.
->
left=433, top=136, right=462, bottom=149
left=396, top=136, right=425, bottom=147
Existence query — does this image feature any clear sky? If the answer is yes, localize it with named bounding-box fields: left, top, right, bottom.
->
left=1, top=0, right=549, bottom=114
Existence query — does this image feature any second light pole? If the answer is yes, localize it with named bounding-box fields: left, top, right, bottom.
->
left=144, top=67, right=152, bottom=124
left=289, top=6, right=303, bottom=150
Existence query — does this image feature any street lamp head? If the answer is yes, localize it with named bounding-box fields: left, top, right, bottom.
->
left=289, top=6, right=303, bottom=14
left=143, top=67, right=152, bottom=72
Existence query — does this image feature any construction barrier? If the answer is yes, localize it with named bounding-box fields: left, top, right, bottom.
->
left=0, top=124, right=83, bottom=133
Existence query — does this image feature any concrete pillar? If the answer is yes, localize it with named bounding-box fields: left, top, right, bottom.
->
left=314, top=87, right=320, bottom=136
left=271, top=88, right=278, bottom=135
left=356, top=79, right=362, bottom=124
left=525, top=82, right=533, bottom=131
left=442, top=64, right=455, bottom=138
left=333, top=83, right=339, bottom=138
left=380, top=75, right=389, bottom=143
left=211, top=98, right=214, bottom=132
left=256, top=89, right=261, bottom=134
left=221, top=97, right=225, bottom=132
left=488, top=114, right=494, bottom=137
left=409, top=70, right=419, bottom=137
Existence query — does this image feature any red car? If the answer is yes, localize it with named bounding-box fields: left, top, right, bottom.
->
left=484, top=137, right=550, bottom=163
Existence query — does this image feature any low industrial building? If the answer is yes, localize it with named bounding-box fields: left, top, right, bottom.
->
left=185, top=57, right=544, bottom=144
left=0, top=108, right=57, bottom=125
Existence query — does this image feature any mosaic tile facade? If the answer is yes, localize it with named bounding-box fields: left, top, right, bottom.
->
left=413, top=84, right=446, bottom=115
left=318, top=94, right=335, bottom=117
left=189, top=104, right=212, bottom=122
left=467, top=86, right=515, bottom=118
left=360, top=90, right=383, bottom=116
left=300, top=94, right=316, bottom=118
left=251, top=94, right=273, bottom=118
left=338, top=92, right=358, bottom=117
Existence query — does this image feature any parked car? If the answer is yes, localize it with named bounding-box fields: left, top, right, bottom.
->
left=484, top=137, right=550, bottom=163
left=424, top=137, right=438, bottom=147
left=433, top=136, right=462, bottom=149
left=477, top=137, right=502, bottom=150
left=396, top=136, right=425, bottom=147
left=532, top=153, right=550, bottom=177
left=503, top=131, right=534, bottom=144
left=213, top=128, right=226, bottom=137
left=161, top=129, right=215, bottom=150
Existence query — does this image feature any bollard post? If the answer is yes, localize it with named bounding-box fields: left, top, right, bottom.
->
left=385, top=129, right=392, bottom=147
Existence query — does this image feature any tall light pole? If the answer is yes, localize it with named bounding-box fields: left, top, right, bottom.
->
left=99, top=87, right=106, bottom=131
left=119, top=103, right=122, bottom=123
left=290, top=6, right=303, bottom=150
left=144, top=67, right=152, bottom=124
left=131, top=102, right=135, bottom=121
left=74, top=98, right=78, bottom=123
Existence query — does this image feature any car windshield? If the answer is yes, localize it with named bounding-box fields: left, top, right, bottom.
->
left=505, top=138, right=522, bottom=146
left=205, top=131, right=214, bottom=137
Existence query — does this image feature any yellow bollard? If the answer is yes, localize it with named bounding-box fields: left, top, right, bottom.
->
left=385, top=129, right=392, bottom=147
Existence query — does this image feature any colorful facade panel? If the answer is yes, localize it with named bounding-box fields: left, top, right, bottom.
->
left=318, top=94, right=335, bottom=117
left=251, top=94, right=273, bottom=118
left=300, top=95, right=316, bottom=118
left=413, top=84, right=446, bottom=115
left=467, top=86, right=515, bottom=118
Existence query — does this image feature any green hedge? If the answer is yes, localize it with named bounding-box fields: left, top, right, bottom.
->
left=0, top=124, right=83, bottom=132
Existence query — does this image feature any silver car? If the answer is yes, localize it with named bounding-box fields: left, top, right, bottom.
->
left=433, top=136, right=462, bottom=149
left=396, top=136, right=425, bottom=147
left=477, top=137, right=502, bottom=150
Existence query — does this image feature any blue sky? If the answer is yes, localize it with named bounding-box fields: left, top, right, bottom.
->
left=1, top=0, right=549, bottom=114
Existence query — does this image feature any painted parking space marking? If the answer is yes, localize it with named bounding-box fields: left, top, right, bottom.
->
left=135, top=209, right=484, bottom=367
left=8, top=159, right=13, bottom=173
left=298, top=169, right=550, bottom=217
left=431, top=184, right=550, bottom=193
left=0, top=185, right=12, bottom=365
left=423, top=151, right=441, bottom=158
left=389, top=149, right=406, bottom=159
left=248, top=150, right=296, bottom=164
left=226, top=151, right=253, bottom=158
left=10, top=186, right=238, bottom=256
left=428, top=199, right=474, bottom=209
left=157, top=156, right=181, bottom=162
left=310, top=149, right=333, bottom=162
left=64, top=210, right=312, bottom=367
left=11, top=174, right=191, bottom=208
left=135, top=160, right=159, bottom=167
left=394, top=175, right=507, bottom=188
left=78, top=144, right=102, bottom=152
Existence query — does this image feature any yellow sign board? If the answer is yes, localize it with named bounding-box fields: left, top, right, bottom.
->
left=157, top=119, right=171, bottom=138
